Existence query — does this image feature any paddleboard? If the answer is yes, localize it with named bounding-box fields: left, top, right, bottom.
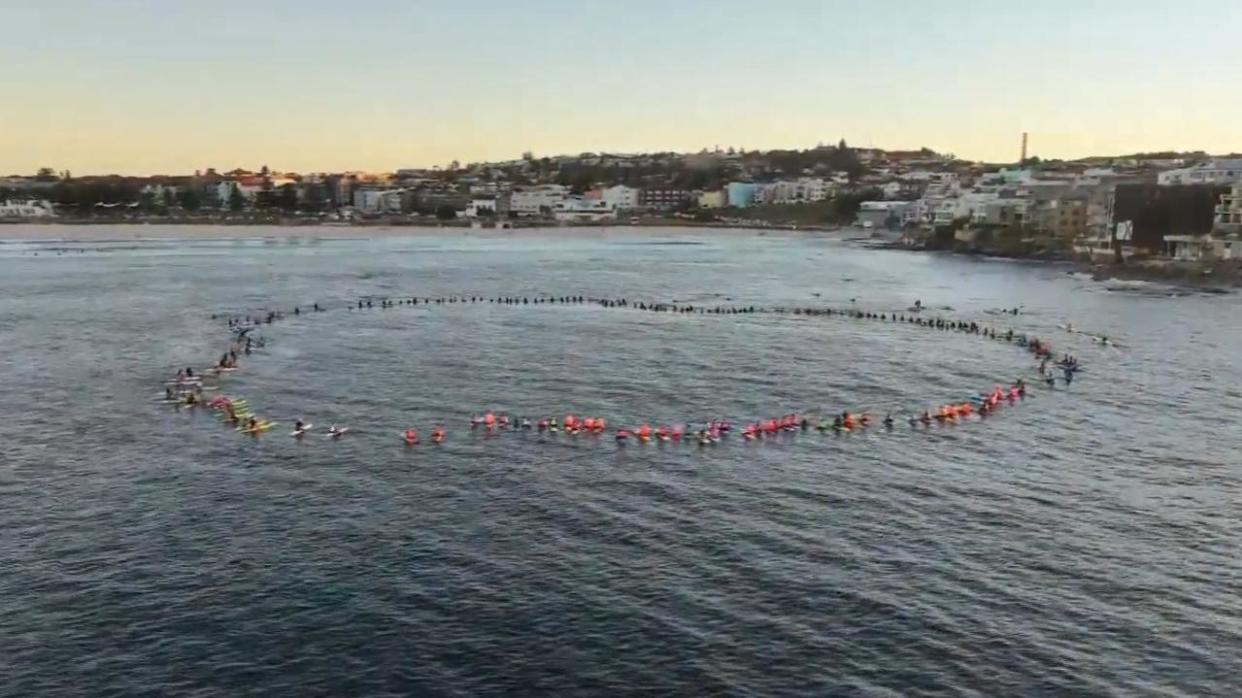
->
left=327, top=428, right=350, bottom=438
left=291, top=423, right=315, bottom=437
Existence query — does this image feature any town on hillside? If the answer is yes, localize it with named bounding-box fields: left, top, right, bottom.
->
left=3, top=143, right=1241, bottom=264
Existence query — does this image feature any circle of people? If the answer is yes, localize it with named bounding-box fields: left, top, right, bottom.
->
left=162, top=294, right=1084, bottom=445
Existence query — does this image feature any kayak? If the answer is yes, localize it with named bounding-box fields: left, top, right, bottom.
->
left=291, top=423, right=315, bottom=437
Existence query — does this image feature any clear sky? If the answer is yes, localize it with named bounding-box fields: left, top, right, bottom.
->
left=2, top=0, right=1239, bottom=174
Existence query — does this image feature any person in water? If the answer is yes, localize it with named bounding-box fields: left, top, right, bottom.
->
left=883, top=413, right=894, bottom=429
left=165, top=387, right=175, bottom=400
left=295, top=420, right=305, bottom=432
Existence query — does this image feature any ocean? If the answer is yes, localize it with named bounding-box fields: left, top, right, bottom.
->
left=2, top=226, right=1240, bottom=696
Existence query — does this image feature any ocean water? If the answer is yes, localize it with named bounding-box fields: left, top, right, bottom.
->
left=2, top=226, right=1240, bottom=697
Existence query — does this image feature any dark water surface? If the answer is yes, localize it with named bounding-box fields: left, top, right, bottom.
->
left=2, top=227, right=1240, bottom=696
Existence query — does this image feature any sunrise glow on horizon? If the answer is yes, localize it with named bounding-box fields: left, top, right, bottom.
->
left=3, top=0, right=1240, bottom=175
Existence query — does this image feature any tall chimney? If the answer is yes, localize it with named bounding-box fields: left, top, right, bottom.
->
left=1021, top=132, right=1029, bottom=163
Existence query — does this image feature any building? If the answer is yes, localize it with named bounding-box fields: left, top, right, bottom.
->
left=1163, top=234, right=1236, bottom=260
left=1112, top=183, right=1227, bottom=251
left=726, top=182, right=758, bottom=208
left=1026, top=197, right=1087, bottom=239
left=600, top=185, right=640, bottom=211
left=353, top=187, right=404, bottom=215
left=553, top=197, right=616, bottom=222
left=510, top=184, right=567, bottom=217
left=1215, top=183, right=1242, bottom=234
left=464, top=194, right=510, bottom=218
left=0, top=199, right=55, bottom=218
left=757, top=178, right=832, bottom=205
left=972, top=198, right=1029, bottom=229
left=855, top=201, right=917, bottom=230
left=640, top=188, right=693, bottom=210
left=698, top=190, right=726, bottom=209
left=1157, top=159, right=1242, bottom=186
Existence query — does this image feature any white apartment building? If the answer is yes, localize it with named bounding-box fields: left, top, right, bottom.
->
left=353, top=187, right=404, bottom=214
left=600, top=185, right=640, bottom=210
left=510, top=184, right=568, bottom=217
left=553, top=197, right=616, bottom=222
left=1157, top=159, right=1242, bottom=186
left=0, top=199, right=55, bottom=218
left=1216, top=183, right=1242, bottom=233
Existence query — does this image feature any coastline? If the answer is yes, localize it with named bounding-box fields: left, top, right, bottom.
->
left=6, top=220, right=1236, bottom=292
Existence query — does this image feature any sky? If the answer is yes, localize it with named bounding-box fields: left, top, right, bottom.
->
left=2, top=0, right=1240, bottom=174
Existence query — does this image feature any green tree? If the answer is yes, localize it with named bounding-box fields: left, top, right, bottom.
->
left=302, top=184, right=327, bottom=212
left=275, top=184, right=299, bottom=213
left=228, top=184, right=245, bottom=212
left=177, top=188, right=201, bottom=211
left=35, top=167, right=58, bottom=181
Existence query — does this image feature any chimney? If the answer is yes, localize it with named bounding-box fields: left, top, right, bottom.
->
left=1020, top=132, right=1029, bottom=163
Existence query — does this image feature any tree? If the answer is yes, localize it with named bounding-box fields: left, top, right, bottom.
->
left=228, top=183, right=245, bottom=212
left=434, top=205, right=457, bottom=220
left=302, top=184, right=327, bottom=212
left=177, top=187, right=201, bottom=212
left=35, top=167, right=58, bottom=181
left=162, top=189, right=176, bottom=209
left=275, top=184, right=299, bottom=213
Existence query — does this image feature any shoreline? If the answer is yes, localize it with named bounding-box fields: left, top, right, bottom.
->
left=5, top=221, right=1236, bottom=292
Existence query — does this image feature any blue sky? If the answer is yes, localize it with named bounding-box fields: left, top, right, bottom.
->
left=2, top=0, right=1239, bottom=173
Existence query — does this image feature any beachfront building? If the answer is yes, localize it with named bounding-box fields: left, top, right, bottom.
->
left=698, top=190, right=727, bottom=209
left=856, top=201, right=917, bottom=230
left=353, top=187, right=404, bottom=215
left=1164, top=234, right=1236, bottom=261
left=640, top=188, right=693, bottom=211
left=726, top=182, right=758, bottom=208
left=1215, top=183, right=1242, bottom=234
left=1026, top=196, right=1088, bottom=239
left=755, top=178, right=832, bottom=205
left=510, top=184, right=568, bottom=217
left=465, top=195, right=510, bottom=218
left=601, top=185, right=640, bottom=211
left=1157, top=159, right=1242, bottom=186
left=0, top=199, right=55, bottom=218
left=553, top=197, right=616, bottom=223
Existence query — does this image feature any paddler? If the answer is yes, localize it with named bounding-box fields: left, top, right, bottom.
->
left=165, top=387, right=175, bottom=400
left=431, top=426, right=445, bottom=443
left=404, top=428, right=418, bottom=444
left=883, top=413, right=894, bottom=429
left=295, top=419, right=306, bottom=433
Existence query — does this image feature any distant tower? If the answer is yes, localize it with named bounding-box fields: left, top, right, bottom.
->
left=1020, top=132, right=1029, bottom=163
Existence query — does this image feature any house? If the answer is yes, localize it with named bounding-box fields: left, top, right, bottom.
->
left=1157, top=159, right=1242, bottom=186
left=600, top=185, right=640, bottom=211
left=640, top=188, right=692, bottom=210
left=698, top=190, right=727, bottom=209
left=856, top=201, right=916, bottom=230
left=1214, top=183, right=1242, bottom=234
left=726, top=182, right=758, bottom=208
left=510, top=184, right=567, bottom=217
left=0, top=199, right=55, bottom=218
left=553, top=197, right=616, bottom=222
left=465, top=195, right=510, bottom=218
left=1164, top=234, right=1237, bottom=260
left=353, top=187, right=404, bottom=215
